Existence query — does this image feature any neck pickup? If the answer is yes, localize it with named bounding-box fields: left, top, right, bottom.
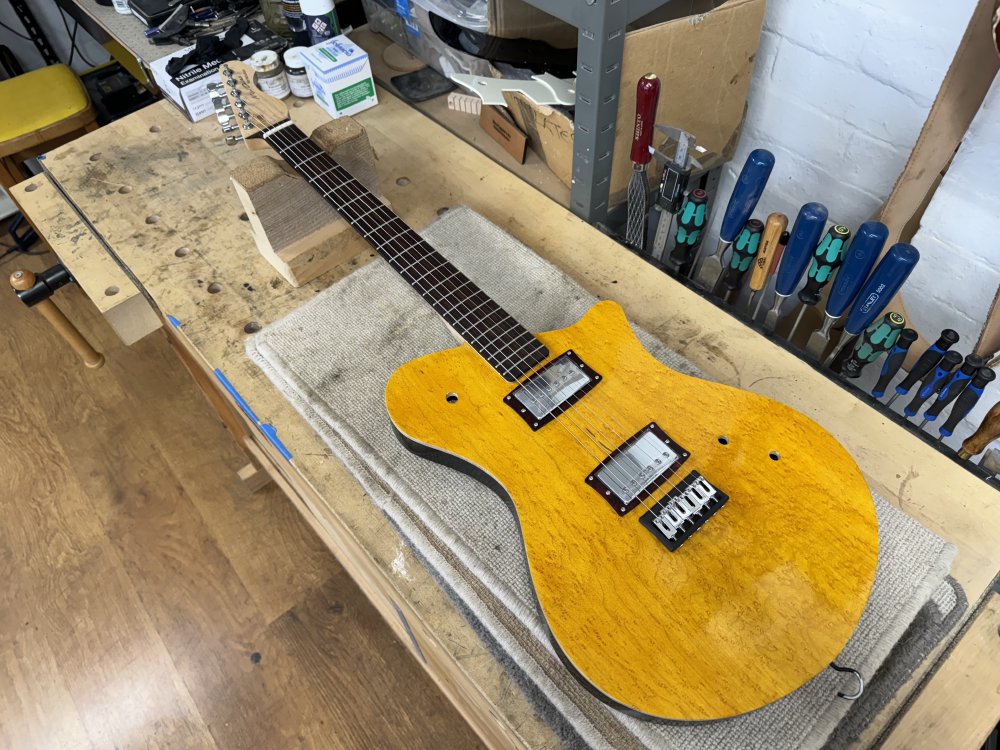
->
left=261, top=121, right=548, bottom=381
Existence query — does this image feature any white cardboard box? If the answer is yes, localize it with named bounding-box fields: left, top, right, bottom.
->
left=300, top=36, right=378, bottom=119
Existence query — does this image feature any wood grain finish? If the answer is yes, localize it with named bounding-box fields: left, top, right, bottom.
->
left=0, top=250, right=484, bottom=750
left=386, top=300, right=879, bottom=720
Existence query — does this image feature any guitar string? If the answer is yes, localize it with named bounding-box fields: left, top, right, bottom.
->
left=255, top=118, right=704, bottom=521
left=256, top=118, right=704, bottom=522
left=250, top=113, right=700, bottom=520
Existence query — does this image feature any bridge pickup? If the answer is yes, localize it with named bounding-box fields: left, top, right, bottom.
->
left=640, top=472, right=728, bottom=551
left=586, top=423, right=688, bottom=516
left=505, top=350, right=601, bottom=430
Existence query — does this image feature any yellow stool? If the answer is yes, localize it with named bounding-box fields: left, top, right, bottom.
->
left=0, top=64, right=98, bottom=191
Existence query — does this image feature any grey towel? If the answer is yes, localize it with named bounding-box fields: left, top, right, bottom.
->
left=248, top=206, right=960, bottom=749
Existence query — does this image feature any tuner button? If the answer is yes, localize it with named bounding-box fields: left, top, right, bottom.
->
left=225, top=134, right=244, bottom=145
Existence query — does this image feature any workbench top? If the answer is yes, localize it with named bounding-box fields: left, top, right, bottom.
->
left=14, top=91, right=1000, bottom=749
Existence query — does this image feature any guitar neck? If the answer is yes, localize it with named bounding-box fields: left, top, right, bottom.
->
left=261, top=121, right=547, bottom=382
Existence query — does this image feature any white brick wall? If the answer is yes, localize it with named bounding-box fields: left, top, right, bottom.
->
left=707, top=0, right=1000, bottom=451
left=907, top=74, right=1000, bottom=449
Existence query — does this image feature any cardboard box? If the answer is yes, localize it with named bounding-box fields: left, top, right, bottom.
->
left=300, top=36, right=378, bottom=118
left=149, top=22, right=286, bottom=122
left=503, top=0, right=766, bottom=208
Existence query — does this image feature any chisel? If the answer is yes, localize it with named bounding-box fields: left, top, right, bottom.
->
left=787, top=224, right=852, bottom=341
left=752, top=230, right=790, bottom=320
left=919, top=354, right=986, bottom=428
left=883, top=329, right=960, bottom=407
left=745, top=213, right=787, bottom=316
left=871, top=328, right=918, bottom=398
left=664, top=189, right=708, bottom=276
left=822, top=243, right=920, bottom=368
left=944, top=368, right=996, bottom=443
left=624, top=74, right=660, bottom=252
left=715, top=219, right=764, bottom=301
left=902, top=350, right=963, bottom=418
left=691, top=149, right=775, bottom=288
left=804, top=221, right=888, bottom=360
left=840, top=312, right=905, bottom=379
left=762, top=202, right=828, bottom=333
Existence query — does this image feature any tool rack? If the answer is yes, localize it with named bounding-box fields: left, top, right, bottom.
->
left=519, top=0, right=672, bottom=225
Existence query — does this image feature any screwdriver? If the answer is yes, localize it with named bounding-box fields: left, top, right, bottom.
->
left=664, top=189, right=708, bottom=277
left=752, top=230, right=790, bottom=320
left=716, top=219, right=764, bottom=300
left=901, top=350, right=963, bottom=418
left=762, top=202, right=828, bottom=332
left=744, top=213, right=787, bottom=315
left=883, top=329, right=960, bottom=407
left=804, top=221, right=888, bottom=360
left=871, top=328, right=918, bottom=398
left=691, top=149, right=775, bottom=288
left=822, top=243, right=920, bottom=368
left=945, top=368, right=996, bottom=443
left=787, top=224, right=852, bottom=341
left=919, top=354, right=986, bottom=428
left=840, top=312, right=905, bottom=379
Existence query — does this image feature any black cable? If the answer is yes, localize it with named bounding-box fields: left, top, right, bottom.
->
left=56, top=8, right=97, bottom=69
left=0, top=19, right=32, bottom=41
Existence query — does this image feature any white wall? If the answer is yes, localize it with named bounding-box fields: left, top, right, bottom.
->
left=708, top=0, right=1000, bottom=450
left=0, top=0, right=108, bottom=74
left=907, top=73, right=1000, bottom=449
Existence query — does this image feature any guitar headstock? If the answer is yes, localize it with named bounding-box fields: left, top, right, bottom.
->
left=208, top=61, right=289, bottom=149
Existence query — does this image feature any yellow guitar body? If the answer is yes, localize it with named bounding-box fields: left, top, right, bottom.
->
left=385, top=300, right=878, bottom=721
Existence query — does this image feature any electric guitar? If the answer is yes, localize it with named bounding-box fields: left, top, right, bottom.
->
left=212, top=64, right=878, bottom=721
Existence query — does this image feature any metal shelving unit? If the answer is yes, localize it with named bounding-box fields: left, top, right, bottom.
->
left=520, top=0, right=673, bottom=225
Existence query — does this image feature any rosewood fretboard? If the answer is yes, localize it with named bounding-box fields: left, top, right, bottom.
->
left=261, top=122, right=548, bottom=382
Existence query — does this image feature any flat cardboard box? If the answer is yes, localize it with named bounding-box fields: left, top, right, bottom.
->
left=503, top=0, right=766, bottom=208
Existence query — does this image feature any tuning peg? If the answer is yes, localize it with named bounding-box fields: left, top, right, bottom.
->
left=221, top=123, right=240, bottom=133
left=225, top=134, right=244, bottom=146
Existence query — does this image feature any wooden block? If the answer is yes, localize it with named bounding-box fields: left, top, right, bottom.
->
left=479, top=106, right=527, bottom=164
left=236, top=462, right=272, bottom=493
left=230, top=118, right=382, bottom=288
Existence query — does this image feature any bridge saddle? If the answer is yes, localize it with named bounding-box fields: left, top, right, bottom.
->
left=639, top=472, right=728, bottom=551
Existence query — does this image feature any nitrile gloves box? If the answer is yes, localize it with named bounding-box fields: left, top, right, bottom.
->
left=300, top=36, right=378, bottom=119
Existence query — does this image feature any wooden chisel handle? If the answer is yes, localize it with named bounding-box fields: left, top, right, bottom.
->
left=630, top=74, right=660, bottom=166
left=959, top=400, right=1000, bottom=458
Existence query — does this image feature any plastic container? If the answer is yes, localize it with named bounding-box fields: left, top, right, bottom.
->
left=249, top=50, right=291, bottom=99
left=281, top=0, right=311, bottom=46
left=283, top=47, right=313, bottom=98
left=300, top=0, right=341, bottom=45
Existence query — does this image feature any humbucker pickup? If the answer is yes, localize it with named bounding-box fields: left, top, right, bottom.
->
left=639, top=472, right=728, bottom=551
left=505, top=350, right=601, bottom=430
left=586, top=423, right=688, bottom=515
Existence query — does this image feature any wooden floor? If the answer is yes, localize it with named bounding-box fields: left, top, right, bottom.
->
left=0, top=246, right=484, bottom=749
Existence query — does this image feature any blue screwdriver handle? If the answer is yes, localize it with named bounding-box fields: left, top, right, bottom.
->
left=842, top=243, right=920, bottom=336
left=719, top=149, right=775, bottom=243
left=903, top=350, right=962, bottom=417
left=826, top=220, right=888, bottom=318
left=774, top=202, right=828, bottom=297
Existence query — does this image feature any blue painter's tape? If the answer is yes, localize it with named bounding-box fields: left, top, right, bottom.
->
left=395, top=0, right=410, bottom=18
left=260, top=424, right=293, bottom=461
left=167, top=314, right=182, bottom=329
left=213, top=368, right=293, bottom=461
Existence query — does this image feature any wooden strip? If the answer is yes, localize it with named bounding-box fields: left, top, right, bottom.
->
left=883, top=594, right=1000, bottom=749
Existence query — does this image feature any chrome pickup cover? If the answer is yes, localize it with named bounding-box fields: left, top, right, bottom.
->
left=586, top=423, right=688, bottom=515
left=505, top=350, right=601, bottom=430
left=639, top=471, right=728, bottom=551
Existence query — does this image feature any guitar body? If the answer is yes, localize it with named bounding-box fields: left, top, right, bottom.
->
left=385, top=300, right=878, bottom=721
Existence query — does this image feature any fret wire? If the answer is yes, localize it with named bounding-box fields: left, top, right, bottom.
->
left=266, top=125, right=547, bottom=377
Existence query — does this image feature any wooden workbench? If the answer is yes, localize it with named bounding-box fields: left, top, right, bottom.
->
left=11, top=90, right=1000, bottom=749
